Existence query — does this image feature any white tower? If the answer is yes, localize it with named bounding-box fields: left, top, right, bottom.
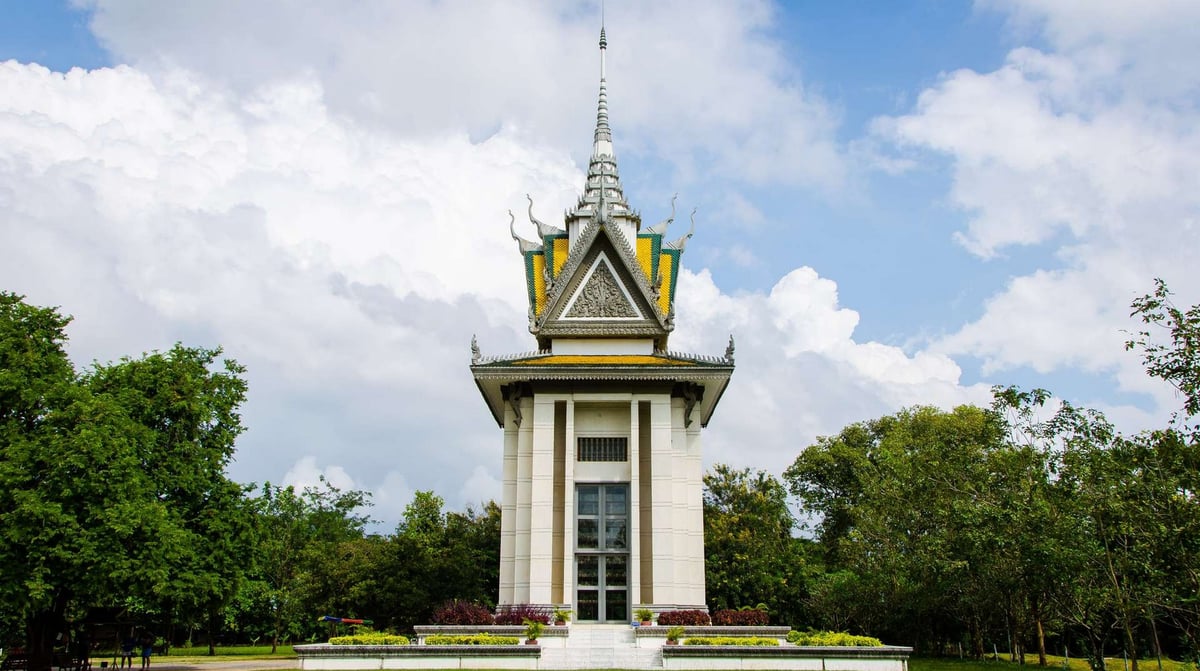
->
left=471, top=28, right=734, bottom=622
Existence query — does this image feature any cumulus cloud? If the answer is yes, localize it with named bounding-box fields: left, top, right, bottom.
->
left=872, top=1, right=1200, bottom=415
left=0, top=60, right=576, bottom=523
left=12, top=1, right=1192, bottom=528
left=0, top=52, right=988, bottom=523
left=671, top=267, right=992, bottom=475
left=79, top=0, right=845, bottom=194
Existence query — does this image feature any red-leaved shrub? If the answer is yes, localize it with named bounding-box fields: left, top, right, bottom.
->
left=494, top=604, right=552, bottom=625
left=432, top=600, right=495, bottom=625
left=712, top=608, right=769, bottom=626
left=656, top=610, right=711, bottom=626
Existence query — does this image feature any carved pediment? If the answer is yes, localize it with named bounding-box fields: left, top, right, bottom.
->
left=563, top=256, right=643, bottom=320
left=533, top=222, right=670, bottom=348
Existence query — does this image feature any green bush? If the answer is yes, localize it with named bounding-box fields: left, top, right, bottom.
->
left=684, top=636, right=779, bottom=646
left=424, top=634, right=520, bottom=645
left=329, top=633, right=410, bottom=645
left=786, top=630, right=883, bottom=647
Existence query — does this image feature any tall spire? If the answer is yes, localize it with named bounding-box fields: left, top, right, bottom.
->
left=565, top=22, right=636, bottom=246
left=593, top=26, right=613, bottom=157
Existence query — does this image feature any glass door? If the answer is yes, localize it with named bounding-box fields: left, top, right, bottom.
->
left=575, top=484, right=629, bottom=622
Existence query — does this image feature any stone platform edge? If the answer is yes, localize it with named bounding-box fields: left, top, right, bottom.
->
left=413, top=625, right=569, bottom=639
left=296, top=643, right=541, bottom=657
left=662, top=645, right=913, bottom=658
left=633, top=626, right=793, bottom=638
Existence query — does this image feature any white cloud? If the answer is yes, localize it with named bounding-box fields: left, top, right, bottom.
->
left=11, top=0, right=1194, bottom=528
left=672, top=267, right=992, bottom=476
left=871, top=1, right=1200, bottom=417
left=0, top=55, right=994, bottom=521
left=283, top=455, right=357, bottom=493
left=79, top=0, right=845, bottom=194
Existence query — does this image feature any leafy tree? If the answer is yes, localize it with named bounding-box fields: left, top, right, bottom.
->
left=84, top=345, right=253, bottom=654
left=0, top=293, right=250, bottom=669
left=1127, top=279, right=1200, bottom=426
left=364, top=493, right=501, bottom=632
left=703, top=465, right=813, bottom=625
left=785, top=404, right=1038, bottom=653
left=252, top=479, right=369, bottom=650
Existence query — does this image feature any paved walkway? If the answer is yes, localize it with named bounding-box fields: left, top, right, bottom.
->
left=99, top=661, right=296, bottom=671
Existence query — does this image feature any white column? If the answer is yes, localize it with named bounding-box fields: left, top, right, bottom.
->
left=529, top=396, right=557, bottom=604
left=683, top=421, right=706, bottom=607
left=670, top=397, right=690, bottom=607
left=514, top=396, right=535, bottom=603
left=499, top=403, right=519, bottom=605
left=561, top=398, right=576, bottom=608
left=649, top=395, right=675, bottom=605
left=628, top=397, right=641, bottom=606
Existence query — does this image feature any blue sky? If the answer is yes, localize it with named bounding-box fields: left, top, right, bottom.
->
left=2, top=1, right=1197, bottom=528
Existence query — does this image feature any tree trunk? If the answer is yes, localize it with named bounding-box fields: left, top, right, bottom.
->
left=1035, top=613, right=1047, bottom=666
left=972, top=615, right=985, bottom=660
left=1149, top=616, right=1163, bottom=671
left=206, top=612, right=215, bottom=656
left=26, top=592, right=71, bottom=671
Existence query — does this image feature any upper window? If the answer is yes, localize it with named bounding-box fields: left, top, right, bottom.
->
left=578, top=436, right=628, bottom=462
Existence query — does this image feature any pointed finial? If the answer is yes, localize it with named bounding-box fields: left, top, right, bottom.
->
left=593, top=24, right=612, bottom=155
left=665, top=208, right=696, bottom=250
left=509, top=210, right=542, bottom=254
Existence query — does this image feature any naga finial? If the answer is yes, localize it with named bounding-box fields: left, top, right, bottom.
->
left=527, top=193, right=565, bottom=238
left=725, top=335, right=735, bottom=364
left=510, top=210, right=543, bottom=254
left=665, top=207, right=696, bottom=250
left=646, top=193, right=677, bottom=236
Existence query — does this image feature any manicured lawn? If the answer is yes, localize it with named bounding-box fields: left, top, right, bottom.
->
left=167, top=646, right=296, bottom=661
left=912, top=654, right=1196, bottom=671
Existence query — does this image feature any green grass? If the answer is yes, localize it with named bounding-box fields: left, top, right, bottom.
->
left=88, top=645, right=298, bottom=661
left=911, top=654, right=1198, bottom=671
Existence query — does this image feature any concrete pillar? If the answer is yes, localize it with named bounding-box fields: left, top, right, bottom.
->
left=499, top=403, right=519, bottom=605
left=514, top=396, right=534, bottom=603
left=529, top=396, right=557, bottom=604
left=649, top=396, right=675, bottom=604
left=561, top=398, right=576, bottom=607
left=628, top=397, right=641, bottom=606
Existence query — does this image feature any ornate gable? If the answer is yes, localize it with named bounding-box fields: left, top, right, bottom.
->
left=563, top=257, right=642, bottom=319
left=531, top=221, right=671, bottom=349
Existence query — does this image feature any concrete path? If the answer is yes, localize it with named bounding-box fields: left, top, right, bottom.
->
left=97, top=660, right=296, bottom=671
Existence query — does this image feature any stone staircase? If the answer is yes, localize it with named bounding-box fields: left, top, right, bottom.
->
left=539, top=624, right=662, bottom=670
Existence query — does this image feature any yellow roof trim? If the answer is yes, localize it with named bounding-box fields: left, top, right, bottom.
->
left=514, top=355, right=695, bottom=366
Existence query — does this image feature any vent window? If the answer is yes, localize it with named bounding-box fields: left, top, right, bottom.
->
left=578, top=437, right=628, bottom=462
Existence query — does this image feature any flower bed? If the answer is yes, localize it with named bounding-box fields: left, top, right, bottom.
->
left=711, top=608, right=769, bottom=626
left=655, top=609, right=710, bottom=626
left=786, top=630, right=883, bottom=646
left=425, top=634, right=519, bottom=645
left=683, top=636, right=779, bottom=646
left=328, top=634, right=409, bottom=645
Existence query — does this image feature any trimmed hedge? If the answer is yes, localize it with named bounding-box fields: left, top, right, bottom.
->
left=656, top=609, right=711, bottom=626
left=684, top=636, right=779, bottom=646
left=432, top=600, right=495, bottom=625
left=425, top=634, right=520, bottom=646
left=712, top=608, right=769, bottom=626
left=494, top=604, right=552, bottom=625
left=329, top=634, right=410, bottom=645
left=786, top=630, right=883, bottom=647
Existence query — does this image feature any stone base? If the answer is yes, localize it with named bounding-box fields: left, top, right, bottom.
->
left=295, top=628, right=913, bottom=670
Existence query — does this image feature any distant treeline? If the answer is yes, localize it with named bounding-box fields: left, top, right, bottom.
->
left=1, top=281, right=1196, bottom=671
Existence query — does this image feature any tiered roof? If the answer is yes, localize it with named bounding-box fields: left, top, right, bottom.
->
left=472, top=27, right=733, bottom=428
